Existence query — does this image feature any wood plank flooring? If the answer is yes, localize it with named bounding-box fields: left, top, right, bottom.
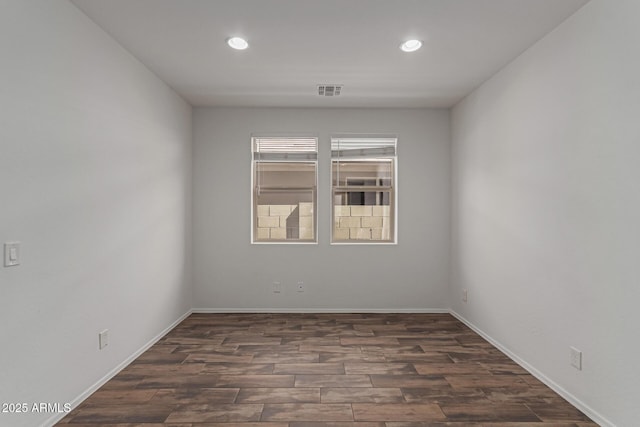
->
left=57, top=313, right=598, bottom=426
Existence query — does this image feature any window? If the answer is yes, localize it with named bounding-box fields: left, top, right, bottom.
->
left=252, top=137, right=317, bottom=243
left=331, top=137, right=397, bottom=243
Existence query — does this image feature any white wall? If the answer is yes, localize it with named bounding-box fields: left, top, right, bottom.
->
left=193, top=108, right=450, bottom=311
left=451, top=1, right=640, bottom=425
left=0, top=2, right=192, bottom=426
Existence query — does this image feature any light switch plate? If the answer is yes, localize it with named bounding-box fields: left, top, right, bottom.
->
left=4, top=242, right=20, bottom=267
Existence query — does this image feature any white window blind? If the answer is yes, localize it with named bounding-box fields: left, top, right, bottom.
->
left=331, top=137, right=397, bottom=159
left=253, top=137, right=318, bottom=161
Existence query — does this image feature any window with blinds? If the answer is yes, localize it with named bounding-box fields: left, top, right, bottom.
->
left=331, top=137, right=397, bottom=243
left=251, top=137, right=318, bottom=243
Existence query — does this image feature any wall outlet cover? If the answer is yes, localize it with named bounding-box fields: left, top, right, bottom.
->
left=4, top=242, right=21, bottom=267
left=99, top=330, right=109, bottom=350
left=570, top=346, right=582, bottom=370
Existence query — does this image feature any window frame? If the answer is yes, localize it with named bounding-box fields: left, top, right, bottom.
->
left=330, top=136, right=398, bottom=245
left=251, top=136, right=318, bottom=245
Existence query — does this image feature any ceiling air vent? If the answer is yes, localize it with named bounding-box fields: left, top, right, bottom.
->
left=317, top=84, right=342, bottom=97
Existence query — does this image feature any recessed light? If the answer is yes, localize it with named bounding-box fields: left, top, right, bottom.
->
left=400, top=39, right=422, bottom=53
left=227, top=36, right=249, bottom=50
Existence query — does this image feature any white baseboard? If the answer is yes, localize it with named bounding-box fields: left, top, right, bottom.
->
left=192, top=308, right=450, bottom=314
left=449, top=310, right=613, bottom=427
left=43, top=309, right=193, bottom=427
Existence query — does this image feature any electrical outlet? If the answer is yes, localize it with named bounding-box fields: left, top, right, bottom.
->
left=462, top=289, right=468, bottom=303
left=99, top=330, right=109, bottom=350
left=570, top=346, right=582, bottom=370
left=272, top=281, right=281, bottom=293
left=4, top=242, right=20, bottom=267
left=297, top=281, right=304, bottom=292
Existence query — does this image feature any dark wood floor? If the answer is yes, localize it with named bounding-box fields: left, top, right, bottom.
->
left=57, top=313, right=597, bottom=426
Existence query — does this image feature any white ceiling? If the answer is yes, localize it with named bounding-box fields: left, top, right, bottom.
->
left=71, top=0, right=588, bottom=108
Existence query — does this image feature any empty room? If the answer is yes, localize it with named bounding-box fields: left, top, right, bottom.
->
left=0, top=0, right=638, bottom=426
